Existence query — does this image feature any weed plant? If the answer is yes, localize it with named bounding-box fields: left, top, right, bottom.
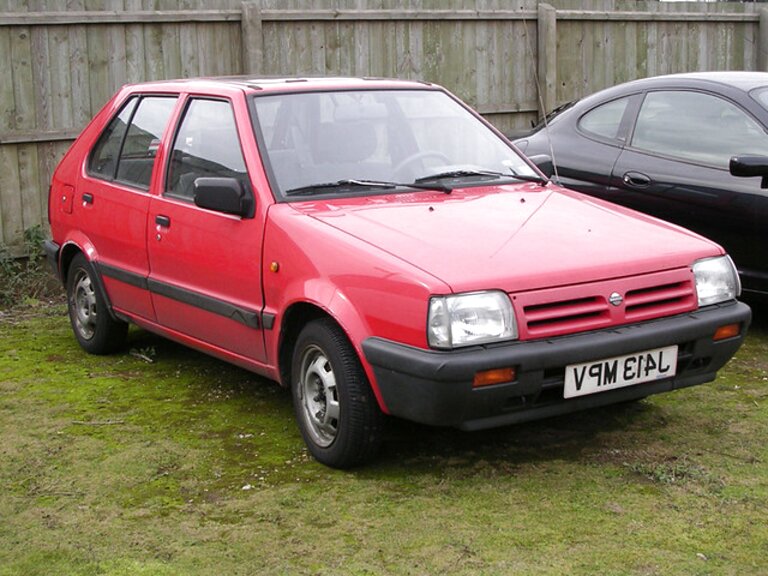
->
left=0, top=226, right=61, bottom=309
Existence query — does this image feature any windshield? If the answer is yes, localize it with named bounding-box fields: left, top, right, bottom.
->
left=250, top=89, right=538, bottom=199
left=750, top=86, right=768, bottom=113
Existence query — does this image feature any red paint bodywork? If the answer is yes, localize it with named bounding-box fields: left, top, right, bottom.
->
left=48, top=77, right=739, bottom=418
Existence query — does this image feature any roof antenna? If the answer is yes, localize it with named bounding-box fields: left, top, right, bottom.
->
left=521, top=10, right=560, bottom=184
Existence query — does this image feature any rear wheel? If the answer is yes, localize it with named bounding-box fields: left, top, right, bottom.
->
left=66, top=253, right=127, bottom=354
left=291, top=318, right=384, bottom=468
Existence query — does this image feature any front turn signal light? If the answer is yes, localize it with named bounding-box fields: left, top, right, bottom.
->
left=473, top=367, right=516, bottom=388
left=713, top=323, right=741, bottom=341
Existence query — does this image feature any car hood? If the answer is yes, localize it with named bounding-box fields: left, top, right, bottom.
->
left=291, top=183, right=721, bottom=293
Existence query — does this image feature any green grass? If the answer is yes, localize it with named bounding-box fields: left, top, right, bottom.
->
left=1, top=301, right=767, bottom=575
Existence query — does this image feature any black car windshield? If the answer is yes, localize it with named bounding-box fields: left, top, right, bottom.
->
left=250, top=89, right=538, bottom=200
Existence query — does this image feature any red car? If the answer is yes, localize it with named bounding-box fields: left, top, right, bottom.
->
left=46, top=77, right=750, bottom=468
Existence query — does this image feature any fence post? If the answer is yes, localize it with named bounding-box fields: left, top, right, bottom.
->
left=241, top=1, right=264, bottom=75
left=537, top=3, right=557, bottom=117
left=759, top=8, right=768, bottom=71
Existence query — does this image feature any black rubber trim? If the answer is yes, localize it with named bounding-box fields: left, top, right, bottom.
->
left=96, top=261, right=265, bottom=330
left=98, top=262, right=149, bottom=290
left=363, top=301, right=752, bottom=429
left=262, top=313, right=276, bottom=330
left=147, top=279, right=261, bottom=329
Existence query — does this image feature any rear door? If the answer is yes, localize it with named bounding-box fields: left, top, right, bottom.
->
left=147, top=94, right=267, bottom=362
left=77, top=94, right=178, bottom=320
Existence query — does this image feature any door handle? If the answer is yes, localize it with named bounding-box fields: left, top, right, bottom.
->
left=155, top=215, right=171, bottom=228
left=622, top=172, right=651, bottom=188
left=82, top=193, right=94, bottom=205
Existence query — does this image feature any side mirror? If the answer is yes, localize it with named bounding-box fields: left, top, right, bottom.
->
left=527, top=154, right=554, bottom=179
left=729, top=155, right=768, bottom=189
left=193, top=177, right=253, bottom=217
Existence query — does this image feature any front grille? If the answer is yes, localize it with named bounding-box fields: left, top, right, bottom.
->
left=513, top=269, right=697, bottom=340
left=624, top=281, right=696, bottom=321
left=523, top=296, right=611, bottom=336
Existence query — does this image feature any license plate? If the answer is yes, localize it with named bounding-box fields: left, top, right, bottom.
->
left=563, top=345, right=678, bottom=399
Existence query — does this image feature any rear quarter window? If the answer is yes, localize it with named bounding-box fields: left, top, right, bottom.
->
left=88, top=95, right=177, bottom=189
left=578, top=97, right=631, bottom=141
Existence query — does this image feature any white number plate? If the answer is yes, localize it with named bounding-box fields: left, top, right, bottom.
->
left=564, top=345, right=678, bottom=399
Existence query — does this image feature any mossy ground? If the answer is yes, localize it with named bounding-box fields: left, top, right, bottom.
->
left=1, top=301, right=766, bottom=575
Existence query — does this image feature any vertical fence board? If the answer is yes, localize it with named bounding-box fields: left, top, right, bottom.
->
left=70, top=25, right=92, bottom=127
left=17, top=143, right=41, bottom=234
left=0, top=28, right=11, bottom=130
left=0, top=146, right=21, bottom=247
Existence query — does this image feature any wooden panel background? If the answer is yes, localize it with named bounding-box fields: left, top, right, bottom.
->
left=0, top=0, right=765, bottom=253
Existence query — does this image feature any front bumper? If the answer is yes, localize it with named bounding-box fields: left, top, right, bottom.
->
left=362, top=301, right=751, bottom=431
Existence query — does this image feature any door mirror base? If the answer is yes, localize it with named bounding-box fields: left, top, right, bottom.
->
left=729, top=156, right=768, bottom=189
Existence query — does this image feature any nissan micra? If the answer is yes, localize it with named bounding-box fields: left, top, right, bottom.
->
left=46, top=77, right=750, bottom=468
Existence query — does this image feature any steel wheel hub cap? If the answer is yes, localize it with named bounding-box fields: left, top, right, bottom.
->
left=72, top=271, right=97, bottom=340
left=299, top=345, right=340, bottom=447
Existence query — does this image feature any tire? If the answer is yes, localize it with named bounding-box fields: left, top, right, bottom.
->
left=66, top=253, right=128, bottom=354
left=291, top=318, right=384, bottom=468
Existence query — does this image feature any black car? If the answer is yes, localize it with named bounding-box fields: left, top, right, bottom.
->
left=514, top=72, right=768, bottom=299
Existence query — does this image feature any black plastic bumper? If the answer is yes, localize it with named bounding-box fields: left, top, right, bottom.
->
left=43, top=240, right=61, bottom=282
left=362, top=301, right=751, bottom=431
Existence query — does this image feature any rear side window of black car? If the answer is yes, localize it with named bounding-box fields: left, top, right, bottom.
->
left=88, top=96, right=177, bottom=189
left=578, top=96, right=631, bottom=141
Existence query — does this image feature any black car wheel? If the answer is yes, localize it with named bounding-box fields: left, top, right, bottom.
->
left=291, top=318, right=384, bottom=469
left=66, top=253, right=128, bottom=354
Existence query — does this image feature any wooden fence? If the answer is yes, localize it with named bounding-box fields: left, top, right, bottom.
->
left=1, top=0, right=766, bottom=253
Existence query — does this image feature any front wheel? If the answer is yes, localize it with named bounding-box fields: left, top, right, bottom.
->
left=291, top=318, right=384, bottom=468
left=66, top=253, right=128, bottom=354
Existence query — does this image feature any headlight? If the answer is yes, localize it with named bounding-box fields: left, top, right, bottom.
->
left=693, top=255, right=740, bottom=306
left=428, top=291, right=518, bottom=349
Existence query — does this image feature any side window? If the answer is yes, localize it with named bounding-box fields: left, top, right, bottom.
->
left=88, top=96, right=177, bottom=189
left=631, top=91, right=768, bottom=168
left=166, top=98, right=247, bottom=201
left=88, top=98, right=138, bottom=179
left=578, top=97, right=630, bottom=140
left=115, top=97, right=177, bottom=189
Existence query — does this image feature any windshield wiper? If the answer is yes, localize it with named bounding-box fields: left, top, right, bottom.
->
left=285, top=178, right=452, bottom=197
left=416, top=168, right=548, bottom=189
left=285, top=179, right=397, bottom=197
left=508, top=169, right=549, bottom=186
left=415, top=168, right=504, bottom=184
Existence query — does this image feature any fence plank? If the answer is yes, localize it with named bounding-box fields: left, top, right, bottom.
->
left=761, top=9, right=768, bottom=72
left=0, top=145, right=21, bottom=247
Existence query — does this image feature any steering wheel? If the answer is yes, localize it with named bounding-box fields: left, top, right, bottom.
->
left=394, top=150, right=451, bottom=175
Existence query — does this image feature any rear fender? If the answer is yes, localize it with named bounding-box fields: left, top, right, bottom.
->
left=59, top=236, right=120, bottom=323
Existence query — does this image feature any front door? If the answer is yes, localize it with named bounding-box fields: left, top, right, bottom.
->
left=147, top=96, right=266, bottom=362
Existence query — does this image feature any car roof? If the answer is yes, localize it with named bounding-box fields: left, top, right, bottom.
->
left=614, top=71, right=768, bottom=94
left=120, top=76, right=436, bottom=95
